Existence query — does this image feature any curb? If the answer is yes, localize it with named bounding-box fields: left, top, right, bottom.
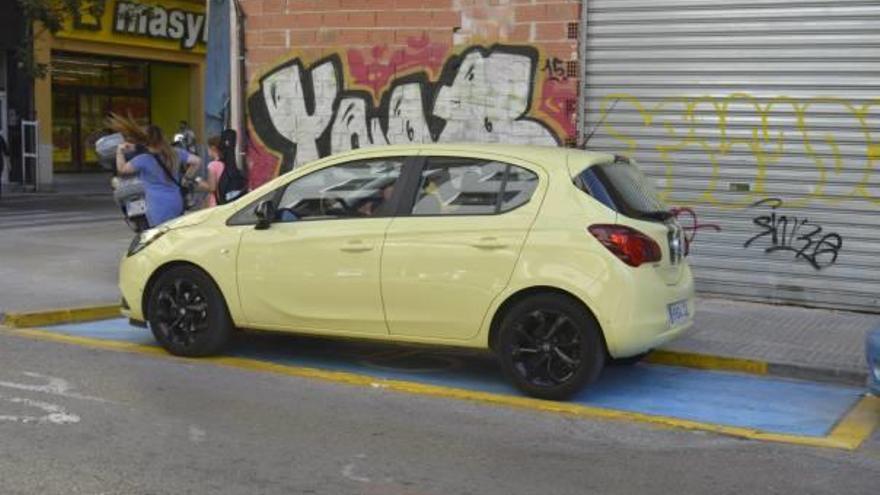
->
left=648, top=349, right=868, bottom=387
left=0, top=304, right=868, bottom=387
left=1, top=304, right=121, bottom=328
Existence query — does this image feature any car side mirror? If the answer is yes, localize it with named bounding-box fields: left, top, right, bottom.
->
left=254, top=200, right=276, bottom=230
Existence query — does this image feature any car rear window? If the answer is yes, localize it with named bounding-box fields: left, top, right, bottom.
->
left=575, top=159, right=670, bottom=222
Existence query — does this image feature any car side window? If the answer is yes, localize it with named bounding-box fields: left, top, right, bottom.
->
left=276, top=158, right=405, bottom=222
left=411, top=157, right=539, bottom=216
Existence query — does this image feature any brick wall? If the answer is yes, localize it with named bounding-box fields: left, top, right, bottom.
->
left=239, top=0, right=581, bottom=185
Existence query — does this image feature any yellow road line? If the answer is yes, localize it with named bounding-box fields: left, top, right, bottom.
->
left=826, top=395, right=880, bottom=450
left=3, top=305, right=121, bottom=328
left=2, top=325, right=876, bottom=450
left=646, top=350, right=769, bottom=375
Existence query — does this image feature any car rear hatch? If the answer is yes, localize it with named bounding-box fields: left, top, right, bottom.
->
left=572, top=155, right=686, bottom=286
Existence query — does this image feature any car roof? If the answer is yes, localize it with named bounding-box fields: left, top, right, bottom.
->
left=322, top=143, right=616, bottom=173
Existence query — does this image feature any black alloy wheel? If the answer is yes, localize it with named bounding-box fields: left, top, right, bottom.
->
left=147, top=265, right=233, bottom=357
left=497, top=295, right=605, bottom=400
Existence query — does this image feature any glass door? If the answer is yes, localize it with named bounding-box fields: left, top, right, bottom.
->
left=52, top=91, right=77, bottom=171
left=79, top=93, right=111, bottom=171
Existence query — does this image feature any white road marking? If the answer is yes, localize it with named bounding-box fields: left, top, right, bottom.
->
left=188, top=425, right=207, bottom=443
left=0, top=371, right=111, bottom=403
left=0, top=393, right=80, bottom=424
left=342, top=456, right=371, bottom=483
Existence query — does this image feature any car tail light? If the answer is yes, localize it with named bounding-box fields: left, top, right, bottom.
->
left=588, top=224, right=662, bottom=267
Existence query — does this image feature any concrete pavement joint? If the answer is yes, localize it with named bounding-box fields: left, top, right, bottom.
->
left=1, top=324, right=877, bottom=451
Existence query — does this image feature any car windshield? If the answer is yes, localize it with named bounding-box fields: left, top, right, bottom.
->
left=575, top=160, right=670, bottom=222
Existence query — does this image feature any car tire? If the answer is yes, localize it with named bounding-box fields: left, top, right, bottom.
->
left=496, top=294, right=605, bottom=400
left=147, top=265, right=233, bottom=357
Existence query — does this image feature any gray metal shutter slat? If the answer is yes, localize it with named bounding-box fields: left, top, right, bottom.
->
left=582, top=0, right=880, bottom=311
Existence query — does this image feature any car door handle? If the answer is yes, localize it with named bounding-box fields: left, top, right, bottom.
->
left=341, top=240, right=374, bottom=252
left=471, top=237, right=508, bottom=250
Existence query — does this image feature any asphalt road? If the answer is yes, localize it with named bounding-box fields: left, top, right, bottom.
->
left=0, top=191, right=132, bottom=313
left=1, top=331, right=878, bottom=495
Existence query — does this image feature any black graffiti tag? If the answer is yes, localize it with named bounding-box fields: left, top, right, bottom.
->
left=542, top=57, right=566, bottom=81
left=743, top=198, right=843, bottom=270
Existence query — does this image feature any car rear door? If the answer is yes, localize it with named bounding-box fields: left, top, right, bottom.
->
left=381, top=153, right=545, bottom=341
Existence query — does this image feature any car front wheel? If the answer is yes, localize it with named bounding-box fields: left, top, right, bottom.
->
left=147, top=265, right=233, bottom=357
left=497, top=294, right=605, bottom=400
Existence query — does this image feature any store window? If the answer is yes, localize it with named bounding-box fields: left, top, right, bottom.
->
left=51, top=53, right=151, bottom=172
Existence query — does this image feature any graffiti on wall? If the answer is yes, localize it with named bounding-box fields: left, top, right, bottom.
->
left=594, top=93, right=880, bottom=209
left=247, top=41, right=576, bottom=178
left=743, top=198, right=843, bottom=270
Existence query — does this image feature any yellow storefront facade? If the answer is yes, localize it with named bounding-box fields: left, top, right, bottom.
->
left=35, top=0, right=206, bottom=177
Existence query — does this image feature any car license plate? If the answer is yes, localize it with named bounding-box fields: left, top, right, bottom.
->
left=667, top=300, right=690, bottom=327
left=127, top=199, right=146, bottom=217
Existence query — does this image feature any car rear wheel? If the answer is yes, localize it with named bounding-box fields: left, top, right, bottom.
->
left=496, top=295, right=605, bottom=400
left=147, top=265, right=233, bottom=357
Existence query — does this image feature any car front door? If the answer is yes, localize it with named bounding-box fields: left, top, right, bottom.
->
left=381, top=154, right=544, bottom=341
left=237, top=157, right=408, bottom=335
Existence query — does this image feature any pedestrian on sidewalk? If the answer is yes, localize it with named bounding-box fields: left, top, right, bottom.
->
left=108, top=114, right=202, bottom=227
left=192, top=135, right=224, bottom=209
left=0, top=133, right=8, bottom=200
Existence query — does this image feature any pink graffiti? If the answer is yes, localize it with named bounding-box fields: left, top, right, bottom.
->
left=671, top=206, right=722, bottom=254
left=347, top=35, right=448, bottom=97
left=537, top=78, right=578, bottom=141
left=246, top=129, right=280, bottom=191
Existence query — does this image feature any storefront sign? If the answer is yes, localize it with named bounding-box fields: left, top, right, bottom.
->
left=55, top=0, right=207, bottom=54
left=114, top=1, right=207, bottom=50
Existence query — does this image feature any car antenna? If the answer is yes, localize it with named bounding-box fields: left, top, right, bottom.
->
left=581, top=98, right=619, bottom=149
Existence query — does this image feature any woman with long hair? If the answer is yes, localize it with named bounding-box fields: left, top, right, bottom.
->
left=108, top=114, right=201, bottom=227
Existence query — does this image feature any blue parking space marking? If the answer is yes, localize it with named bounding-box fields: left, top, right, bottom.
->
left=46, top=318, right=862, bottom=438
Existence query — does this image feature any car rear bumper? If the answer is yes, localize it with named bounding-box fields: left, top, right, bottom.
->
left=867, top=328, right=880, bottom=396
left=602, top=263, right=696, bottom=359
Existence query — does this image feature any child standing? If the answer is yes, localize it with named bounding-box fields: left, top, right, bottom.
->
left=195, top=136, right=225, bottom=208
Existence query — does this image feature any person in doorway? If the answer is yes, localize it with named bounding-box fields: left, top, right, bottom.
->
left=109, top=114, right=202, bottom=227
left=0, top=133, right=8, bottom=200
left=193, top=135, right=224, bottom=208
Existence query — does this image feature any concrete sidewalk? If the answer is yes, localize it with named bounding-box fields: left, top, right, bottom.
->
left=1, top=183, right=875, bottom=386
left=662, top=297, right=876, bottom=385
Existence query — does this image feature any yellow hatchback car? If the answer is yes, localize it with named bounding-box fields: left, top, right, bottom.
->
left=120, top=144, right=694, bottom=400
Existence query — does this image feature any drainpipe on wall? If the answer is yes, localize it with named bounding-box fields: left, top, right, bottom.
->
left=576, top=0, right=589, bottom=148
left=231, top=0, right=247, bottom=171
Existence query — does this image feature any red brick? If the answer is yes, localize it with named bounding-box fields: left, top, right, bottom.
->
left=394, top=28, right=427, bottom=43
left=263, top=0, right=285, bottom=14
left=347, top=11, right=376, bottom=27
left=394, top=0, right=450, bottom=9
left=543, top=2, right=579, bottom=21
left=367, top=29, right=397, bottom=44
left=338, top=29, right=371, bottom=44
left=288, top=29, right=316, bottom=45
left=261, top=30, right=287, bottom=46
left=322, top=11, right=348, bottom=27
left=535, top=21, right=568, bottom=41
left=430, top=10, right=460, bottom=27
left=538, top=41, right=578, bottom=60
left=508, top=23, right=532, bottom=42
left=515, top=4, right=545, bottom=21
left=316, top=28, right=340, bottom=44
left=241, top=0, right=263, bottom=16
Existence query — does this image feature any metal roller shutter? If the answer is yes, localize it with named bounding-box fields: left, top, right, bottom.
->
left=580, top=0, right=880, bottom=312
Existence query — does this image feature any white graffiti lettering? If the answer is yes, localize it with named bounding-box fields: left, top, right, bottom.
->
left=252, top=46, right=559, bottom=172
